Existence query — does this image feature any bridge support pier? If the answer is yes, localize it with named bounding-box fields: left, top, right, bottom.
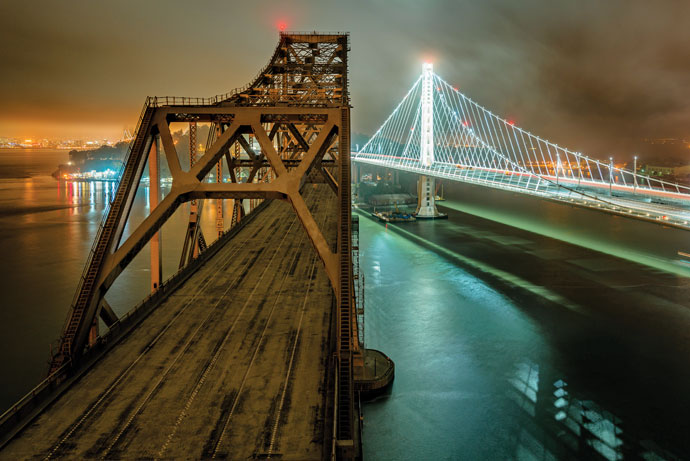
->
left=416, top=175, right=444, bottom=219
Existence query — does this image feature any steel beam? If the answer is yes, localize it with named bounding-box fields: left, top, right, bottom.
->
left=149, top=136, right=162, bottom=291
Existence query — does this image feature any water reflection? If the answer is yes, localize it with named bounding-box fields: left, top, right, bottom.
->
left=61, top=180, right=118, bottom=212
left=508, top=361, right=539, bottom=417
left=0, top=150, right=180, bottom=415
left=509, top=361, right=676, bottom=460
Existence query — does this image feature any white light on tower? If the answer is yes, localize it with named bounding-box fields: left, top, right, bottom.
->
left=421, top=62, right=434, bottom=167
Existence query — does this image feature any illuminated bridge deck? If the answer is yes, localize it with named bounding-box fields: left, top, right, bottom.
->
left=3, top=185, right=337, bottom=460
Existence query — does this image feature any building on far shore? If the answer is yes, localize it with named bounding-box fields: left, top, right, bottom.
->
left=641, top=164, right=690, bottom=177
left=368, top=193, right=416, bottom=206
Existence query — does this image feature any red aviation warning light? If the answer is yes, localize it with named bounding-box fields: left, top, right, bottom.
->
left=277, top=21, right=287, bottom=32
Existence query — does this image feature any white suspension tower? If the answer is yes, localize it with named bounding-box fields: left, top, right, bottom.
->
left=416, top=62, right=441, bottom=218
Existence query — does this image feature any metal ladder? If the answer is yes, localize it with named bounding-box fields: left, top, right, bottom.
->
left=50, top=102, right=156, bottom=374
left=337, top=106, right=354, bottom=443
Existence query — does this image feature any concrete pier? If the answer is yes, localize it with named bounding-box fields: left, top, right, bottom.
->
left=355, top=349, right=395, bottom=396
left=416, top=175, right=447, bottom=219
left=416, top=175, right=440, bottom=218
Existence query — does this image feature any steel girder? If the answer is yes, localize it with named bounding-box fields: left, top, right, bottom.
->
left=106, top=107, right=342, bottom=293
left=50, top=32, right=358, bottom=455
left=52, top=105, right=343, bottom=372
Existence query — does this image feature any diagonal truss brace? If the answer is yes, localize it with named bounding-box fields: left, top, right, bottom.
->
left=64, top=106, right=342, bottom=369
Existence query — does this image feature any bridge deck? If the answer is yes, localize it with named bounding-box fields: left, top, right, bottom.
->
left=3, top=185, right=336, bottom=460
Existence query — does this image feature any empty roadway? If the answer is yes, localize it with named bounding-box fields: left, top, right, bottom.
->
left=2, top=184, right=337, bottom=460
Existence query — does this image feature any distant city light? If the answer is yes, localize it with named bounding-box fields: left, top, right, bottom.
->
left=61, top=168, right=120, bottom=182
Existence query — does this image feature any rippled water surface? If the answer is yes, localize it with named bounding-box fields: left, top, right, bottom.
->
left=360, top=182, right=690, bottom=460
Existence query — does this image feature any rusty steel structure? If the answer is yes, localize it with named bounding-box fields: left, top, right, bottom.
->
left=178, top=121, right=206, bottom=268
left=48, top=32, right=360, bottom=456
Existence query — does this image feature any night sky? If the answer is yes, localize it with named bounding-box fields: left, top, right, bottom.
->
left=2, top=0, right=689, bottom=161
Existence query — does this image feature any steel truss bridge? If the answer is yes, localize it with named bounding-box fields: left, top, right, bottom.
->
left=1, top=33, right=368, bottom=460
left=353, top=64, right=690, bottom=228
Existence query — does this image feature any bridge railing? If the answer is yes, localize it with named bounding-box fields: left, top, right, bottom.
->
left=149, top=93, right=243, bottom=107
left=353, top=155, right=690, bottom=229
left=148, top=36, right=285, bottom=108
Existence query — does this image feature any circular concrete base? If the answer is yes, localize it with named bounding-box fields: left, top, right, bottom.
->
left=355, top=349, right=395, bottom=398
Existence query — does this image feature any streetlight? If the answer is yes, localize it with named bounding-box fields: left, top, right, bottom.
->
left=633, top=155, right=638, bottom=194
left=556, top=152, right=561, bottom=187
left=609, top=156, right=613, bottom=196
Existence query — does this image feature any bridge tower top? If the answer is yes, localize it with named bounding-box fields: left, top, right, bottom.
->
left=421, top=62, right=434, bottom=166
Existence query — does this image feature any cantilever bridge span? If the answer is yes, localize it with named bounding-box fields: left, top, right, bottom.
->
left=353, top=64, right=690, bottom=228
left=0, top=33, right=371, bottom=460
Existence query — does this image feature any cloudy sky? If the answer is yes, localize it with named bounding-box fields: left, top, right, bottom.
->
left=1, top=0, right=689, bottom=159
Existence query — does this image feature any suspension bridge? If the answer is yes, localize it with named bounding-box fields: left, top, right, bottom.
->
left=353, top=63, right=690, bottom=228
